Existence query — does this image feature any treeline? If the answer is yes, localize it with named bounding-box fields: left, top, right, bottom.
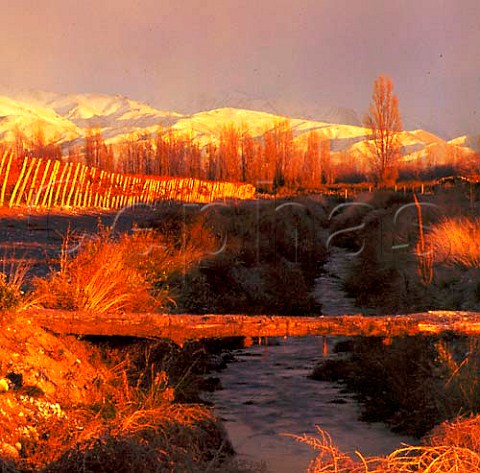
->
left=3, top=120, right=478, bottom=189
left=3, top=120, right=336, bottom=189
left=81, top=121, right=337, bottom=189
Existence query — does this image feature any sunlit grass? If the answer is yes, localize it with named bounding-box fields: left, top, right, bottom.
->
left=293, top=421, right=480, bottom=473
left=0, top=256, right=44, bottom=311
left=429, top=217, right=480, bottom=268
left=32, top=223, right=212, bottom=313
left=33, top=228, right=159, bottom=312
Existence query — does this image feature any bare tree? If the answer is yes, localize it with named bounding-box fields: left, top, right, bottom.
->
left=303, top=131, right=321, bottom=187
left=364, top=75, right=403, bottom=185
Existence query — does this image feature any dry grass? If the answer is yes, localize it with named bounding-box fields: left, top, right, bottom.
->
left=44, top=362, right=243, bottom=472
left=0, top=314, right=251, bottom=472
left=0, top=256, right=43, bottom=311
left=433, top=338, right=480, bottom=416
left=428, top=217, right=480, bottom=268
left=33, top=220, right=215, bottom=313
left=293, top=420, right=480, bottom=473
left=33, top=228, right=173, bottom=312
left=429, top=415, right=480, bottom=452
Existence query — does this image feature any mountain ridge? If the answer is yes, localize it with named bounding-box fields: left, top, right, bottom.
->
left=0, top=90, right=476, bottom=167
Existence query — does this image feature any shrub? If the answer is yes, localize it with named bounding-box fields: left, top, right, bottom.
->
left=0, top=259, right=37, bottom=311
left=293, top=421, right=480, bottom=473
left=33, top=228, right=191, bottom=313
left=0, top=272, right=21, bottom=310
left=429, top=217, right=480, bottom=268
left=167, top=198, right=326, bottom=315
left=310, top=335, right=480, bottom=438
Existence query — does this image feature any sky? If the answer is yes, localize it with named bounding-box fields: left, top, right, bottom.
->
left=0, top=0, right=479, bottom=138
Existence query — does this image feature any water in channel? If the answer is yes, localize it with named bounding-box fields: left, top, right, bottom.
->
left=209, top=336, right=417, bottom=473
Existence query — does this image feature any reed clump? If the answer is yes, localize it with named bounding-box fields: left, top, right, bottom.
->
left=33, top=224, right=211, bottom=313
left=295, top=419, right=480, bottom=473
left=428, top=217, right=480, bottom=268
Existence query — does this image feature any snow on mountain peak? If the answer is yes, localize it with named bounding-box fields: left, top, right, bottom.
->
left=0, top=89, right=474, bottom=167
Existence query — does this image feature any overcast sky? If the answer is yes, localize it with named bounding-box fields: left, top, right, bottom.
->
left=1, top=0, right=479, bottom=138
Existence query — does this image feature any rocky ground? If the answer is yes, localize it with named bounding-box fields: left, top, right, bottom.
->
left=0, top=312, right=112, bottom=467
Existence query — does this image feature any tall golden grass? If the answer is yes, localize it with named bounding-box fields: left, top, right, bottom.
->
left=44, top=361, right=253, bottom=472
left=33, top=221, right=215, bottom=313
left=35, top=229, right=165, bottom=312
left=428, top=217, right=480, bottom=268
left=0, top=256, right=43, bottom=311
left=34, top=228, right=158, bottom=312
left=293, top=420, right=480, bottom=473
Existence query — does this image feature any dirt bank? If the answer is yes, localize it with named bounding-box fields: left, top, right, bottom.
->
left=0, top=313, right=252, bottom=472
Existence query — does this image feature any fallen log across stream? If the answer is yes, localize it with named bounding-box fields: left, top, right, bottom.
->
left=27, top=309, right=480, bottom=345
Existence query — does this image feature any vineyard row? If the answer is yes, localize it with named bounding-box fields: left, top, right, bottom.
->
left=0, top=152, right=256, bottom=209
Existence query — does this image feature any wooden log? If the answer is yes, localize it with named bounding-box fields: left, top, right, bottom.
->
left=52, top=161, right=68, bottom=207
left=105, top=186, right=112, bottom=209
left=42, top=160, right=60, bottom=208
left=0, top=151, right=7, bottom=181
left=82, top=181, right=91, bottom=208
left=30, top=310, right=480, bottom=347
left=65, top=163, right=81, bottom=207
left=46, top=161, right=61, bottom=208
left=87, top=182, right=94, bottom=208
left=53, top=162, right=68, bottom=207
left=15, top=157, right=37, bottom=206
left=1, top=152, right=13, bottom=205
left=73, top=165, right=87, bottom=208
left=33, top=159, right=51, bottom=207
left=93, top=189, right=100, bottom=208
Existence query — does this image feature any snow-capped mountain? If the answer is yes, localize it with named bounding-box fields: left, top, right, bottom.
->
left=0, top=95, right=81, bottom=144
left=448, top=135, right=480, bottom=152
left=0, top=90, right=476, bottom=168
left=191, top=91, right=362, bottom=126
left=13, top=90, right=182, bottom=140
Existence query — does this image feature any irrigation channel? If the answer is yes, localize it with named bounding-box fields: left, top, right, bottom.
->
left=207, top=247, right=416, bottom=472
left=0, top=210, right=431, bottom=471
left=208, top=336, right=416, bottom=472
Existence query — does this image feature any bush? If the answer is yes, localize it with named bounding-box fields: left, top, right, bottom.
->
left=294, top=424, right=480, bottom=473
left=168, top=198, right=326, bottom=315
left=310, top=335, right=480, bottom=438
left=33, top=227, right=204, bottom=313
left=429, top=217, right=480, bottom=268
left=0, top=273, right=21, bottom=310
left=0, top=259, right=35, bottom=311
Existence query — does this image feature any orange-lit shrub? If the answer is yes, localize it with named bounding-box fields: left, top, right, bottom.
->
left=294, top=421, right=480, bottom=473
left=429, top=217, right=480, bottom=268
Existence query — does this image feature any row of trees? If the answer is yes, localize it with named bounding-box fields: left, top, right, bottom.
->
left=3, top=75, right=475, bottom=187
left=9, top=121, right=337, bottom=189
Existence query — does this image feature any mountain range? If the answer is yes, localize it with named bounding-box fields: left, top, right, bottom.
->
left=0, top=90, right=477, bottom=168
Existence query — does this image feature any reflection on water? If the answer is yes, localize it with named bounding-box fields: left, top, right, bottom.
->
left=209, top=336, right=416, bottom=473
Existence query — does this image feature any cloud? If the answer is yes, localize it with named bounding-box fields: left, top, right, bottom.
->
left=0, top=0, right=479, bottom=137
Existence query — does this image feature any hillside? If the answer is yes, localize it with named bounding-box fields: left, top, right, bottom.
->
left=0, top=96, right=81, bottom=145
left=0, top=90, right=477, bottom=169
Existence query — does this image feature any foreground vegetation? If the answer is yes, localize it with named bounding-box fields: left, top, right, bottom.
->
left=295, top=417, right=480, bottom=473
left=302, top=185, right=480, bottom=472
left=0, top=198, right=327, bottom=471
left=331, top=187, right=480, bottom=314
left=0, top=313, right=264, bottom=472
left=0, top=186, right=480, bottom=471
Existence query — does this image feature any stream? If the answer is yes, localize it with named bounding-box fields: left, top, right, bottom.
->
left=209, top=336, right=417, bottom=472
left=208, top=244, right=415, bottom=472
